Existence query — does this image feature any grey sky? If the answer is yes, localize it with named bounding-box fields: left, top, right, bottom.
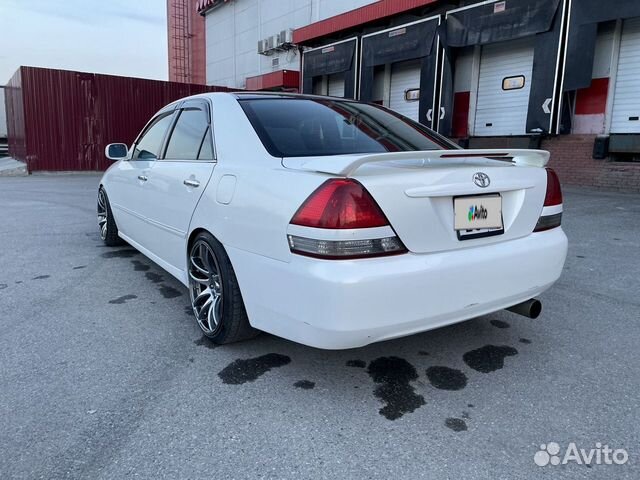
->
left=0, top=0, right=168, bottom=84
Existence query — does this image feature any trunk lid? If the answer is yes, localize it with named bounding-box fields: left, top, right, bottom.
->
left=282, top=150, right=548, bottom=253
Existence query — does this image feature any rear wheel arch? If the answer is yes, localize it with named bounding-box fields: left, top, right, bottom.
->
left=186, top=228, right=258, bottom=343
left=187, top=227, right=214, bottom=253
left=97, top=185, right=124, bottom=246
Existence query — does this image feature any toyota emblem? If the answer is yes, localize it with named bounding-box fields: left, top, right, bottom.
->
left=473, top=172, right=490, bottom=188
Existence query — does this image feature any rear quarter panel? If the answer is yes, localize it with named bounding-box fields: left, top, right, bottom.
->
left=189, top=95, right=326, bottom=263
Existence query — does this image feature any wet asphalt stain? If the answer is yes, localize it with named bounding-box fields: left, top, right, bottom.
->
left=576, top=255, right=586, bottom=258
left=131, top=260, right=150, bottom=272
left=145, top=272, right=164, bottom=284
left=367, top=357, right=425, bottom=421
left=0, top=283, right=7, bottom=290
left=109, top=294, right=137, bottom=305
left=346, top=360, right=366, bottom=368
left=32, top=275, right=50, bottom=280
left=294, top=380, right=315, bottom=390
left=461, top=411, right=470, bottom=419
left=73, top=265, right=87, bottom=270
left=194, top=336, right=218, bottom=349
left=418, top=351, right=430, bottom=356
left=101, top=249, right=139, bottom=259
left=445, top=418, right=468, bottom=432
left=519, top=338, right=532, bottom=344
left=15, top=281, right=23, bottom=284
left=463, top=345, right=518, bottom=373
left=159, top=284, right=182, bottom=299
left=425, top=366, right=468, bottom=391
left=218, top=353, right=291, bottom=385
left=490, top=319, right=510, bottom=329
left=467, top=403, right=475, bottom=408
left=184, top=305, right=194, bottom=316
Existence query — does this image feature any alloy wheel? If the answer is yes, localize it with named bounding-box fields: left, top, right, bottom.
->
left=97, top=189, right=108, bottom=240
left=189, top=239, right=224, bottom=335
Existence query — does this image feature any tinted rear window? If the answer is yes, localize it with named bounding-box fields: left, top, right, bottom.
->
left=239, top=98, right=456, bottom=157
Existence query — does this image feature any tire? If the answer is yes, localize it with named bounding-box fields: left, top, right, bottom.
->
left=188, top=231, right=258, bottom=344
left=97, top=187, right=124, bottom=247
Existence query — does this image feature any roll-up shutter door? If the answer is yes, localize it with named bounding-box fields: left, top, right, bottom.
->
left=473, top=37, right=535, bottom=136
left=611, top=17, right=640, bottom=134
left=389, top=59, right=421, bottom=121
left=327, top=72, right=345, bottom=98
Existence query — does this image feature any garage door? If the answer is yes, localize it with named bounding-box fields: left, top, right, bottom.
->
left=474, top=37, right=535, bottom=136
left=327, top=72, right=345, bottom=98
left=389, top=59, right=421, bottom=121
left=611, top=17, right=640, bottom=133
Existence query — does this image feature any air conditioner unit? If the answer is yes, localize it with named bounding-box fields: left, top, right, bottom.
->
left=279, top=29, right=293, bottom=45
left=257, top=39, right=265, bottom=54
left=265, top=35, right=275, bottom=51
left=271, top=34, right=279, bottom=49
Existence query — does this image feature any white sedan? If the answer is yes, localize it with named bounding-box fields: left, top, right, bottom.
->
left=99, top=92, right=567, bottom=349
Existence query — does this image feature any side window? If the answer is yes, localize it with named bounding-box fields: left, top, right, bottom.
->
left=132, top=113, right=174, bottom=161
left=164, top=107, right=213, bottom=160
left=198, top=127, right=214, bottom=160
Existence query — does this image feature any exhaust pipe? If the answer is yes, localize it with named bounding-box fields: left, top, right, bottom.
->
left=506, top=298, right=542, bottom=319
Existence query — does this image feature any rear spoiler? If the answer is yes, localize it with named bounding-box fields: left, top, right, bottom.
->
left=283, top=149, right=550, bottom=177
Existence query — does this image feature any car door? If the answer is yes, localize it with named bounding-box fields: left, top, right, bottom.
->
left=140, top=99, right=216, bottom=274
left=107, top=109, right=176, bottom=243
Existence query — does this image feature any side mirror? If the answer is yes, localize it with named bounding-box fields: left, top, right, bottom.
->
left=105, top=143, right=129, bottom=161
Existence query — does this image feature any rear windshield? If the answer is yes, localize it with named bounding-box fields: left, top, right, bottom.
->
left=239, top=97, right=457, bottom=158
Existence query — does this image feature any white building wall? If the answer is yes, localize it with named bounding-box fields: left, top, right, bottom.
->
left=204, top=0, right=374, bottom=88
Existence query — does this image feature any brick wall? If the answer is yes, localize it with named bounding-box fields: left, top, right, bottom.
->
left=542, top=135, right=640, bottom=193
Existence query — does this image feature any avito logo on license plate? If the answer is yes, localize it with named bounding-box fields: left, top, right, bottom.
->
left=454, top=195, right=503, bottom=231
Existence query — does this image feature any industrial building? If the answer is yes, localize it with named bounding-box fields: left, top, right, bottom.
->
left=194, top=0, right=640, bottom=191
left=168, top=0, right=207, bottom=84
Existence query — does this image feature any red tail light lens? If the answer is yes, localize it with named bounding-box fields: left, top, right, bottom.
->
left=291, top=179, right=389, bottom=229
left=543, top=168, right=563, bottom=206
left=534, top=168, right=563, bottom=232
left=289, top=178, right=407, bottom=258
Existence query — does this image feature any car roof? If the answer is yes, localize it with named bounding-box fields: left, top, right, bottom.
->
left=182, top=91, right=352, bottom=102
left=232, top=91, right=343, bottom=101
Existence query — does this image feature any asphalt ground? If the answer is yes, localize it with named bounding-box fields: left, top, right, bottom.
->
left=1, top=174, right=638, bottom=479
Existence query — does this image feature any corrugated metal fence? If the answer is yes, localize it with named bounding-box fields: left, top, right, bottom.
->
left=5, top=66, right=235, bottom=171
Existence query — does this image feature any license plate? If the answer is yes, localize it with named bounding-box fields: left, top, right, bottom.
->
left=454, top=195, right=503, bottom=232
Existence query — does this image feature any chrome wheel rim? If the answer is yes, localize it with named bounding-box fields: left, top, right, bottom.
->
left=189, top=240, right=223, bottom=335
left=97, top=189, right=108, bottom=240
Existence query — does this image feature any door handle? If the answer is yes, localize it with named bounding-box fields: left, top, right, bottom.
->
left=137, top=175, right=148, bottom=182
left=183, top=179, right=200, bottom=188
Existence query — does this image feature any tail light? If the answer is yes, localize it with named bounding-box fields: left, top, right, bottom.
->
left=288, top=178, right=407, bottom=259
left=534, top=168, right=563, bottom=232
left=542, top=167, right=563, bottom=206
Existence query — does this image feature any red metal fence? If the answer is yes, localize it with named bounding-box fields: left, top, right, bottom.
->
left=5, top=66, right=234, bottom=172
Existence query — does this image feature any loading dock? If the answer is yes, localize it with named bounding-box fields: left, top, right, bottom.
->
left=302, top=38, right=359, bottom=99
left=359, top=15, right=440, bottom=127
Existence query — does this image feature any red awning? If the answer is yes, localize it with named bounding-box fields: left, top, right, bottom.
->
left=245, top=70, right=300, bottom=91
left=293, top=0, right=439, bottom=45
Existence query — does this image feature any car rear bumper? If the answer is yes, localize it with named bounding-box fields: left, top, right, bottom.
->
left=227, top=228, right=568, bottom=349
